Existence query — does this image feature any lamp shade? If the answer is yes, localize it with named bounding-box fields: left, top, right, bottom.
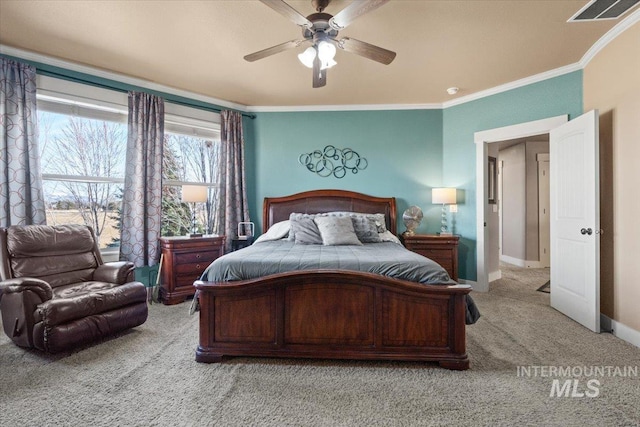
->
left=298, top=46, right=316, bottom=68
left=182, top=185, right=208, bottom=203
left=432, top=188, right=456, bottom=205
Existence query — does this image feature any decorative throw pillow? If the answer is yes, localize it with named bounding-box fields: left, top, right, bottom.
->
left=313, top=216, right=362, bottom=246
left=349, top=216, right=383, bottom=243
left=324, top=211, right=386, bottom=243
left=369, top=213, right=388, bottom=233
left=328, top=212, right=388, bottom=233
left=288, top=213, right=309, bottom=241
left=291, top=217, right=323, bottom=245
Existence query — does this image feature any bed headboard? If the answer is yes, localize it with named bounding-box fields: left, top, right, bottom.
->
left=263, top=189, right=397, bottom=235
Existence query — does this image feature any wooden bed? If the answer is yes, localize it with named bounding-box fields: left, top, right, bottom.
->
left=194, top=189, right=471, bottom=370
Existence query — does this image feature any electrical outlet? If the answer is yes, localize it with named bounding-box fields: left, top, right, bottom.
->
left=449, top=204, right=458, bottom=213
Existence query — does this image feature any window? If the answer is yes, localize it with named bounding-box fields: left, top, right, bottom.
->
left=37, top=77, right=128, bottom=251
left=36, top=76, right=221, bottom=250
left=161, top=105, right=221, bottom=237
left=38, top=111, right=127, bottom=249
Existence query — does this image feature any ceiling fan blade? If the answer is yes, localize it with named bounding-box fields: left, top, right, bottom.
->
left=260, top=0, right=312, bottom=28
left=336, top=37, right=396, bottom=65
left=329, top=0, right=389, bottom=30
left=312, top=56, right=327, bottom=88
left=244, top=39, right=308, bottom=62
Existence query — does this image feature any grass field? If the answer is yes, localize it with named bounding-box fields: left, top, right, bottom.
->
left=45, top=210, right=119, bottom=249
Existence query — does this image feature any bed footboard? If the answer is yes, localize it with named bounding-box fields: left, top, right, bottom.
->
left=194, top=270, right=470, bottom=370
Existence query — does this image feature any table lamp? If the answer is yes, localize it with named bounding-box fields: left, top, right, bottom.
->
left=182, top=185, right=208, bottom=237
left=432, top=188, right=456, bottom=236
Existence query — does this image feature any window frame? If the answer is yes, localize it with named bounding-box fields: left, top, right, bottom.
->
left=36, top=76, right=222, bottom=255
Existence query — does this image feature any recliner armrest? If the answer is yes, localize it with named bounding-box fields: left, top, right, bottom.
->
left=0, top=278, right=53, bottom=303
left=93, top=261, right=135, bottom=284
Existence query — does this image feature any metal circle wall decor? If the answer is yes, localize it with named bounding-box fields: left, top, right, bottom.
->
left=299, top=145, right=368, bottom=179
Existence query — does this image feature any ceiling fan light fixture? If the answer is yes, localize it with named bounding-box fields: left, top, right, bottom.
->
left=247, top=0, right=396, bottom=88
left=298, top=46, right=317, bottom=68
left=317, top=40, right=337, bottom=70
left=320, top=58, right=337, bottom=70
left=317, top=40, right=336, bottom=62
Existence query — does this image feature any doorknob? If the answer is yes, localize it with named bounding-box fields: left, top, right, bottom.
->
left=580, top=228, right=593, bottom=235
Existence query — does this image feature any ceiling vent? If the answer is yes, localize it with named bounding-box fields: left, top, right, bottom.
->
left=569, top=0, right=640, bottom=21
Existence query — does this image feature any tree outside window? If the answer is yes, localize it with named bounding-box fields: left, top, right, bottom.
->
left=39, top=111, right=126, bottom=249
left=38, top=108, right=221, bottom=247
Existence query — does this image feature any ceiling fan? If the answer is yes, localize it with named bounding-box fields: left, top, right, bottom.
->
left=244, top=0, right=396, bottom=88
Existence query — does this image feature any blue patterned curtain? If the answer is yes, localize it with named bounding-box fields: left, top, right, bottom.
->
left=213, top=110, right=250, bottom=251
left=0, top=58, right=46, bottom=227
left=119, top=92, right=164, bottom=267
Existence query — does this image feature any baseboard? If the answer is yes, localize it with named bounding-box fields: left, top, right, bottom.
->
left=500, top=255, right=526, bottom=267
left=600, top=314, right=640, bottom=349
left=500, top=255, right=548, bottom=269
left=524, top=261, right=547, bottom=268
left=488, top=270, right=502, bottom=282
left=525, top=261, right=549, bottom=268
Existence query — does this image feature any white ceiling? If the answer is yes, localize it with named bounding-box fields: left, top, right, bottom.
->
left=0, top=1, right=633, bottom=108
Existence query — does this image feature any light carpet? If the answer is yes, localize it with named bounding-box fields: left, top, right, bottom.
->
left=1, top=266, right=639, bottom=426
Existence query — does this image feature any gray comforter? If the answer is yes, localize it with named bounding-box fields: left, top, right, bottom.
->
left=203, top=240, right=480, bottom=324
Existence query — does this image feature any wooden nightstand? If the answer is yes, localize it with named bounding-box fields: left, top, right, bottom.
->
left=400, top=234, right=459, bottom=281
left=231, top=236, right=254, bottom=251
left=159, top=235, right=225, bottom=305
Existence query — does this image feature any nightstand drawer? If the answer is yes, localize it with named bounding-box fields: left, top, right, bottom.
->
left=175, top=261, right=209, bottom=275
left=175, top=250, right=221, bottom=265
left=412, top=248, right=450, bottom=259
left=400, top=234, right=459, bottom=281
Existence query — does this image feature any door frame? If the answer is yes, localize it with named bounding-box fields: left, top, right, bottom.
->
left=474, top=115, right=568, bottom=292
left=537, top=153, right=551, bottom=268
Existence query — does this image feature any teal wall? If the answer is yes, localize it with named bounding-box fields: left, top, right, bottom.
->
left=5, top=53, right=584, bottom=281
left=249, top=109, right=444, bottom=235
left=250, top=71, right=583, bottom=281
left=441, top=71, right=584, bottom=280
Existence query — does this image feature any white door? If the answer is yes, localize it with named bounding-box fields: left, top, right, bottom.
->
left=549, top=110, right=600, bottom=332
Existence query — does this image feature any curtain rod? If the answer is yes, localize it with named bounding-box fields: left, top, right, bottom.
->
left=37, top=69, right=257, bottom=120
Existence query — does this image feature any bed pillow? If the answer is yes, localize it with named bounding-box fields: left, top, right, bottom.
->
left=254, top=220, right=290, bottom=243
left=324, top=212, right=386, bottom=243
left=314, top=216, right=362, bottom=246
left=328, top=212, right=387, bottom=233
left=349, top=216, right=383, bottom=243
left=291, top=217, right=323, bottom=245
left=289, top=213, right=324, bottom=244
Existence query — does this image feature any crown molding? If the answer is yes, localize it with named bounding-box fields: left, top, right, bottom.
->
left=0, top=44, right=579, bottom=114
left=441, top=63, right=583, bottom=109
left=580, top=8, right=640, bottom=67
left=246, top=103, right=442, bottom=112
left=0, top=45, right=249, bottom=112
left=3, top=8, right=638, bottom=114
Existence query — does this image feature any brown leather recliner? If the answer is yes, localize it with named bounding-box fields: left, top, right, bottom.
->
left=0, top=224, right=148, bottom=353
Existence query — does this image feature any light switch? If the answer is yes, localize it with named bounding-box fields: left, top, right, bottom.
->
left=449, top=204, right=458, bottom=213
left=492, top=204, right=498, bottom=213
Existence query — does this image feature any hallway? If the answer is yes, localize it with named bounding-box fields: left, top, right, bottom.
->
left=489, top=262, right=551, bottom=302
